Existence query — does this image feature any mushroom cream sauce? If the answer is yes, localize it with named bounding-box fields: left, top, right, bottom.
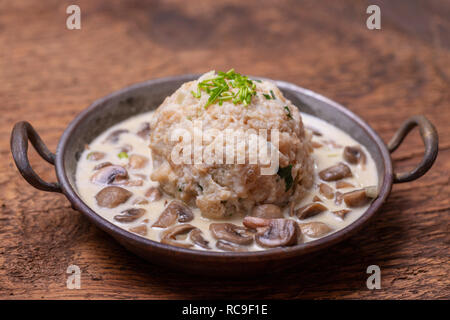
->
left=75, top=111, right=378, bottom=251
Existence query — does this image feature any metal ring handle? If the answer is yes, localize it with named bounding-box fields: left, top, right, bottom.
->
left=10, top=121, right=62, bottom=193
left=388, top=115, right=438, bottom=183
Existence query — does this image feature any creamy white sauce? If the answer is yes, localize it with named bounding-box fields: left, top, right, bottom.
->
left=75, top=111, right=378, bottom=251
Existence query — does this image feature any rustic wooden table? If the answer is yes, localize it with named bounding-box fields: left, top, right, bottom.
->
left=1, top=0, right=449, bottom=299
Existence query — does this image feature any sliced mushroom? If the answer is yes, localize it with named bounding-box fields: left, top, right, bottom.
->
left=161, top=224, right=195, bottom=248
left=332, top=209, right=350, bottom=219
left=243, top=216, right=271, bottom=229
left=152, top=200, right=193, bottom=228
left=120, top=144, right=133, bottom=153
left=93, top=162, right=112, bottom=170
left=133, top=197, right=149, bottom=205
left=299, top=222, right=332, bottom=238
left=312, top=141, right=323, bottom=148
left=90, top=165, right=128, bottom=185
left=145, top=187, right=162, bottom=202
left=216, top=240, right=248, bottom=252
left=306, top=126, right=322, bottom=136
left=251, top=204, right=283, bottom=219
left=118, top=179, right=144, bottom=187
left=335, top=191, right=343, bottom=205
left=129, top=224, right=147, bottom=236
left=114, top=208, right=146, bottom=223
left=319, top=183, right=334, bottom=199
left=189, top=229, right=210, bottom=249
left=313, top=195, right=322, bottom=202
left=336, top=181, right=355, bottom=189
left=128, top=154, right=149, bottom=169
left=209, top=223, right=253, bottom=245
left=95, top=186, right=132, bottom=208
left=104, top=129, right=128, bottom=143
left=295, top=202, right=328, bottom=219
left=137, top=122, right=151, bottom=139
left=343, top=146, right=366, bottom=165
left=86, top=151, right=105, bottom=161
left=343, top=187, right=377, bottom=207
left=255, top=219, right=299, bottom=248
left=319, top=162, right=352, bottom=181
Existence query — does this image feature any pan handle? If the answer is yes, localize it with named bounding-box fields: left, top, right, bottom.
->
left=10, top=121, right=62, bottom=193
left=388, top=115, right=438, bottom=183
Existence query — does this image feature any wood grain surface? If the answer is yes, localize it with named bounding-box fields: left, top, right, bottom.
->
left=0, top=0, right=449, bottom=299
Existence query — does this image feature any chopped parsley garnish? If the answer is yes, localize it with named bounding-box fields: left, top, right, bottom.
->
left=192, top=69, right=257, bottom=108
left=117, top=151, right=128, bottom=159
left=284, top=106, right=293, bottom=119
left=270, top=90, right=276, bottom=100
left=263, top=93, right=272, bottom=100
left=277, top=164, right=293, bottom=191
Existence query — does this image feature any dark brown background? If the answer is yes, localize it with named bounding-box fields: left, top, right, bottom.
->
left=0, top=0, right=449, bottom=299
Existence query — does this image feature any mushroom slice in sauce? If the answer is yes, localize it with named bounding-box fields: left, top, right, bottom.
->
left=216, top=240, right=248, bottom=252
left=189, top=229, right=210, bottom=249
left=295, top=202, right=328, bottom=219
left=319, top=183, right=334, bottom=199
left=87, top=151, right=106, bottom=161
left=255, top=219, right=300, bottom=248
left=335, top=191, right=343, bottom=205
left=312, top=195, right=323, bottom=202
left=161, top=224, right=196, bottom=248
left=343, top=146, right=366, bottom=165
left=336, top=181, right=355, bottom=189
left=128, top=154, right=149, bottom=169
left=129, top=224, right=148, bottom=236
left=251, top=204, right=284, bottom=219
left=343, top=187, right=377, bottom=208
left=332, top=209, right=350, bottom=219
left=152, top=200, right=193, bottom=228
left=209, top=223, right=254, bottom=245
left=95, top=186, right=132, bottom=208
left=145, top=187, right=162, bottom=202
left=104, top=129, right=128, bottom=143
left=243, top=216, right=271, bottom=229
left=299, top=222, right=332, bottom=238
left=319, top=162, right=352, bottom=181
left=93, top=162, right=113, bottom=170
left=114, top=208, right=146, bottom=223
left=90, top=165, right=128, bottom=185
left=136, top=122, right=151, bottom=139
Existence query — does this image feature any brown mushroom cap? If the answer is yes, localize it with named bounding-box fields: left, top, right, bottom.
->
left=295, top=202, right=328, bottom=219
left=343, top=187, right=377, bottom=207
left=319, top=183, right=335, bottom=199
left=93, top=162, right=113, bottom=170
left=87, top=151, right=106, bottom=161
left=299, top=222, right=332, bottom=238
left=95, top=186, right=132, bottom=208
left=332, top=209, right=350, bottom=219
left=145, top=187, right=162, bottom=202
left=90, top=165, right=128, bottom=185
left=216, top=240, right=248, bottom=252
left=250, top=204, right=284, bottom=219
left=343, top=146, right=366, bottom=165
left=319, top=162, right=352, bottom=181
left=129, top=224, right=148, bottom=236
left=104, top=129, right=129, bottom=143
left=209, top=223, right=254, bottom=245
left=189, top=229, right=210, bottom=249
left=243, top=216, right=271, bottom=229
left=128, top=154, right=149, bottom=169
left=161, top=224, right=196, bottom=248
left=114, top=208, right=146, bottom=223
left=152, top=200, right=193, bottom=228
left=255, top=219, right=300, bottom=248
left=136, top=122, right=151, bottom=139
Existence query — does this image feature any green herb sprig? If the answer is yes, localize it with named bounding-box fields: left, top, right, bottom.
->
left=191, top=69, right=257, bottom=108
